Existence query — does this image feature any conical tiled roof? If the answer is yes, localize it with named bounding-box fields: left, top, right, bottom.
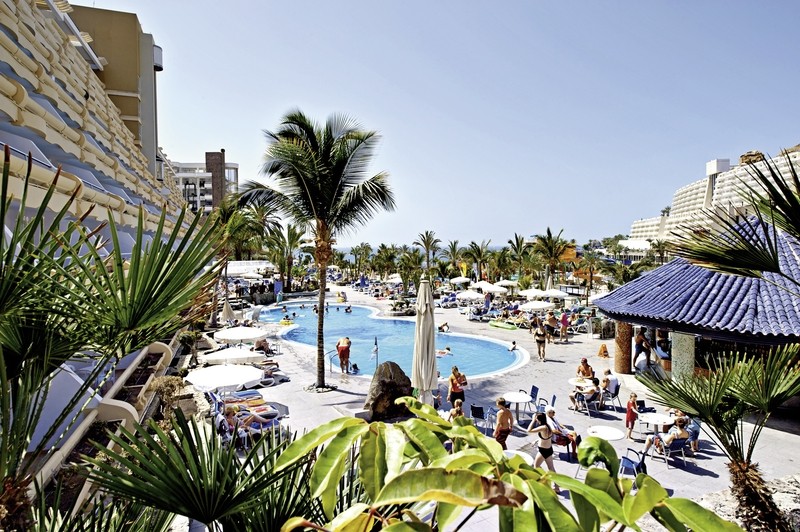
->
left=595, top=228, right=800, bottom=342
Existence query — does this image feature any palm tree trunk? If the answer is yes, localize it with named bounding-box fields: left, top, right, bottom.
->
left=729, top=462, right=791, bottom=531
left=614, top=322, right=633, bottom=374
left=317, top=259, right=328, bottom=388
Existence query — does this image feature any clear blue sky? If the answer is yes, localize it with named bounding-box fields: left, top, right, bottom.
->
left=75, top=1, right=800, bottom=248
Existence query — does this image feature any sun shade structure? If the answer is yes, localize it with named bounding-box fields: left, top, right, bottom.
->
left=594, top=226, right=800, bottom=343
left=201, top=347, right=267, bottom=366
left=412, top=278, right=438, bottom=405
left=186, top=365, right=264, bottom=393
left=214, top=326, right=268, bottom=344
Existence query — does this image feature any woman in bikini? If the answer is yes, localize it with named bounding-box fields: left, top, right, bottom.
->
left=527, top=411, right=560, bottom=493
left=534, top=322, right=547, bottom=361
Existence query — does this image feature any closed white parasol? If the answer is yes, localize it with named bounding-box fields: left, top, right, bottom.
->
left=411, top=278, right=438, bottom=405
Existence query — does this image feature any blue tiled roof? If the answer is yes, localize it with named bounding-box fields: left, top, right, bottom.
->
left=594, top=232, right=800, bottom=340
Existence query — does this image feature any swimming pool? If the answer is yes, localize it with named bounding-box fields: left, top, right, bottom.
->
left=263, top=303, right=527, bottom=378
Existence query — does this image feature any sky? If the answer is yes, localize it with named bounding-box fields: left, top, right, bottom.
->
left=74, top=1, right=800, bottom=249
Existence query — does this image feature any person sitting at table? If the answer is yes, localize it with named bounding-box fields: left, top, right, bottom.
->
left=576, top=357, right=594, bottom=378
left=527, top=411, right=560, bottom=493
left=545, top=406, right=578, bottom=459
left=569, top=377, right=600, bottom=411
left=642, top=416, right=690, bottom=456
left=598, top=376, right=612, bottom=409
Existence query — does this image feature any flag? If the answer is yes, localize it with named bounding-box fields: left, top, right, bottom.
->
left=370, top=336, right=379, bottom=360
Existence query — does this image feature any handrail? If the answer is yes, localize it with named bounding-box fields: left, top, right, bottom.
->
left=327, top=349, right=339, bottom=374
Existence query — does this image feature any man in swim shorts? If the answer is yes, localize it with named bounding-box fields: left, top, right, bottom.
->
left=337, top=337, right=351, bottom=373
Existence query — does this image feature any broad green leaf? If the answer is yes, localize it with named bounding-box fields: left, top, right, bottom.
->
left=383, top=522, right=432, bottom=531
left=500, top=473, right=537, bottom=532
left=375, top=468, right=525, bottom=508
left=570, top=491, right=600, bottom=532
left=397, top=397, right=452, bottom=427
left=399, top=419, right=449, bottom=463
left=328, top=503, right=372, bottom=531
left=359, top=423, right=388, bottom=501
left=311, top=424, right=370, bottom=518
left=384, top=424, right=407, bottom=483
left=664, top=498, right=744, bottom=531
left=526, top=478, right=581, bottom=532
left=430, top=449, right=491, bottom=470
left=650, top=505, right=687, bottom=532
left=550, top=473, right=633, bottom=528
left=280, top=516, right=315, bottom=532
left=624, top=475, right=668, bottom=523
left=435, top=502, right=462, bottom=531
left=584, top=467, right=622, bottom=503
left=577, top=436, right=620, bottom=479
left=275, top=417, right=365, bottom=471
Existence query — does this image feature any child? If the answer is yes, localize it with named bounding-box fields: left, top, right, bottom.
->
left=625, top=392, right=640, bottom=440
left=447, top=398, right=464, bottom=422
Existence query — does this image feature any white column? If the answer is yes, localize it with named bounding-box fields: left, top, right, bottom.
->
left=671, top=332, right=695, bottom=380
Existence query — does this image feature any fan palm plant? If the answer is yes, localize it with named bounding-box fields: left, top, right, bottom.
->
left=0, top=147, right=222, bottom=530
left=238, top=110, right=395, bottom=389
left=413, top=230, right=441, bottom=280
left=508, top=232, right=531, bottom=279
left=532, top=228, right=573, bottom=286
left=463, top=240, right=490, bottom=281
left=577, top=251, right=604, bottom=294
left=440, top=240, right=462, bottom=279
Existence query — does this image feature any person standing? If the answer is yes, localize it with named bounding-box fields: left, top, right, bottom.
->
left=545, top=311, right=558, bottom=343
left=336, top=337, right=351, bottom=373
left=625, top=393, right=640, bottom=440
left=534, top=322, right=547, bottom=361
left=527, top=411, right=560, bottom=493
left=447, top=366, right=467, bottom=407
left=559, top=311, right=570, bottom=343
left=493, top=397, right=514, bottom=450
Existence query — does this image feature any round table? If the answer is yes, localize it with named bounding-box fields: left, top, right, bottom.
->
left=503, top=391, right=533, bottom=420
left=639, top=413, right=674, bottom=427
left=503, top=449, right=534, bottom=466
left=568, top=377, right=592, bottom=387
left=587, top=425, right=625, bottom=441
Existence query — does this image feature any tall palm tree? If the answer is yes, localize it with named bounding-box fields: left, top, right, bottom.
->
left=600, top=258, right=653, bottom=289
left=578, top=250, right=604, bottom=294
left=413, top=230, right=441, bottom=280
left=487, top=247, right=512, bottom=282
left=351, top=242, right=373, bottom=279
left=266, top=223, right=305, bottom=293
left=398, top=248, right=424, bottom=294
left=532, top=228, right=573, bottom=285
left=507, top=233, right=530, bottom=279
left=440, top=240, right=462, bottom=279
left=372, top=243, right=399, bottom=279
left=462, top=240, right=491, bottom=281
left=239, top=110, right=395, bottom=389
left=649, top=239, right=671, bottom=265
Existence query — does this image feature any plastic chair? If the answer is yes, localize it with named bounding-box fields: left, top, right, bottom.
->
left=575, top=391, right=602, bottom=416
left=519, top=385, right=539, bottom=417
left=470, top=404, right=494, bottom=433
left=619, top=448, right=646, bottom=478
left=537, top=394, right=556, bottom=413
left=602, top=382, right=623, bottom=411
left=652, top=437, right=689, bottom=469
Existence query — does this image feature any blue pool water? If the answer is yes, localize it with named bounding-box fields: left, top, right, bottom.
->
left=263, top=303, right=525, bottom=378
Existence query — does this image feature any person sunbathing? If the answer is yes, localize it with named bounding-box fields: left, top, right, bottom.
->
left=223, top=406, right=274, bottom=433
left=438, top=322, right=450, bottom=333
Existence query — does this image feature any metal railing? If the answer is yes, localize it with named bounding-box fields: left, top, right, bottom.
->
left=327, top=349, right=339, bottom=373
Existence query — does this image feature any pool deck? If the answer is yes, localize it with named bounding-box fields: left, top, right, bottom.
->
left=247, top=285, right=800, bottom=530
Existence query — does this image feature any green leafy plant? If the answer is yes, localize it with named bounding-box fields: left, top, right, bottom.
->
left=275, top=398, right=742, bottom=531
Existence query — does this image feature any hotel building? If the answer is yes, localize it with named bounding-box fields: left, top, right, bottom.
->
left=0, top=0, right=191, bottom=495
left=171, top=150, right=240, bottom=214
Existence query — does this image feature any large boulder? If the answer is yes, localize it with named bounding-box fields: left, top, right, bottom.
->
left=364, top=361, right=413, bottom=421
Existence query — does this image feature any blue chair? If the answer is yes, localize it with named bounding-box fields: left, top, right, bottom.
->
left=575, top=390, right=602, bottom=417
left=537, top=394, right=556, bottom=413
left=619, top=448, right=646, bottom=478
left=519, top=385, right=539, bottom=418
left=469, top=404, right=494, bottom=434
left=651, top=437, right=689, bottom=469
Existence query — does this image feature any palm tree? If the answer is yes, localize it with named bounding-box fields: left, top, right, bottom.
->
left=440, top=240, right=462, bottom=279
left=532, top=228, right=573, bottom=285
left=238, top=110, right=395, bottom=389
left=649, top=239, right=671, bottom=265
left=351, top=242, right=373, bottom=279
left=413, top=230, right=441, bottom=280
left=600, top=258, right=653, bottom=289
left=507, top=233, right=530, bottom=279
left=398, top=248, right=424, bottom=294
left=661, top=205, right=671, bottom=217
left=578, top=251, right=604, bottom=294
left=0, top=149, right=221, bottom=529
left=372, top=243, right=399, bottom=279
left=487, top=247, right=512, bottom=282
left=462, top=240, right=491, bottom=281
left=266, top=223, right=306, bottom=293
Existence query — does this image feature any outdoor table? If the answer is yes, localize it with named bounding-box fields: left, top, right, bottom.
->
left=503, top=449, right=534, bottom=466
left=568, top=377, right=592, bottom=387
left=503, top=391, right=533, bottom=420
left=639, top=413, right=674, bottom=433
left=587, top=425, right=625, bottom=441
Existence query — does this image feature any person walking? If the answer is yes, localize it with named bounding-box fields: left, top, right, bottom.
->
left=534, top=322, right=547, bottom=361
left=527, top=411, right=560, bottom=493
left=447, top=366, right=467, bottom=407
left=493, top=397, right=514, bottom=450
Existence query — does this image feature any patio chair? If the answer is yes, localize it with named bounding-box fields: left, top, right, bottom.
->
left=651, top=437, right=689, bottom=469
left=575, top=390, right=602, bottom=417
left=470, top=404, right=494, bottom=434
left=602, top=382, right=623, bottom=411
left=619, top=448, right=646, bottom=478
left=537, top=394, right=556, bottom=413
left=519, top=385, right=539, bottom=417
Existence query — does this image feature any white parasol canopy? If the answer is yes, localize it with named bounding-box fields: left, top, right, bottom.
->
left=519, top=288, right=546, bottom=298
left=221, top=300, right=236, bottom=322
left=520, top=300, right=556, bottom=311
left=473, top=280, right=507, bottom=294
left=449, top=276, right=470, bottom=285
left=541, top=289, right=569, bottom=299
left=186, top=364, right=264, bottom=393
left=495, top=279, right=518, bottom=287
left=411, top=278, right=438, bottom=405
left=455, top=289, right=483, bottom=301
left=214, top=326, right=267, bottom=344
left=241, top=272, right=262, bottom=279
left=201, top=347, right=266, bottom=366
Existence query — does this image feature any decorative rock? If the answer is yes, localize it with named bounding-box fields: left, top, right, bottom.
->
left=363, top=361, right=413, bottom=421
